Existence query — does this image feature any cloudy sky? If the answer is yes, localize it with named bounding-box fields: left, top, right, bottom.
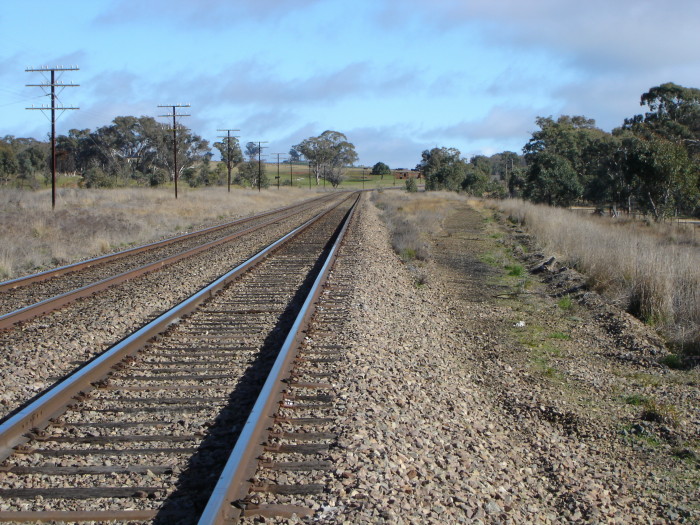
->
left=2, top=0, right=700, bottom=168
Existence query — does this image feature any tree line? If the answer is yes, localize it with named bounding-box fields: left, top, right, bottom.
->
left=0, top=119, right=357, bottom=190
left=417, top=82, right=700, bottom=219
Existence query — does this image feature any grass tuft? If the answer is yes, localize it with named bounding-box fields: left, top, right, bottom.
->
left=557, top=295, right=573, bottom=311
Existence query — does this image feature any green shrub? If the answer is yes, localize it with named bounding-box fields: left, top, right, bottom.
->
left=506, top=264, right=525, bottom=277
left=557, top=295, right=573, bottom=310
left=405, top=178, right=417, bottom=193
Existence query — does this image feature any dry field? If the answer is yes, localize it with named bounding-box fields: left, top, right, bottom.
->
left=0, top=187, right=317, bottom=279
left=496, top=198, right=700, bottom=353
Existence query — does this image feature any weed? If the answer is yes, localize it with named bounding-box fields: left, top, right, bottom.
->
left=400, top=248, right=417, bottom=261
left=557, top=295, right=574, bottom=311
left=506, top=263, right=525, bottom=277
left=414, top=273, right=429, bottom=288
left=640, top=399, right=679, bottom=426
left=624, top=394, right=650, bottom=406
left=548, top=332, right=571, bottom=340
left=659, top=354, right=685, bottom=370
left=671, top=447, right=698, bottom=464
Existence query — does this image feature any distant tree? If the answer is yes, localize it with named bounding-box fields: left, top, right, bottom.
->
left=213, top=136, right=243, bottom=167
left=371, top=161, right=391, bottom=179
left=523, top=151, right=583, bottom=206
left=236, top=159, right=269, bottom=189
left=288, top=147, right=302, bottom=163
left=405, top=177, right=417, bottom=192
left=0, top=143, right=18, bottom=185
left=417, top=147, right=468, bottom=191
left=17, top=146, right=48, bottom=189
left=56, top=116, right=211, bottom=188
left=294, top=131, right=358, bottom=187
left=623, top=136, right=698, bottom=219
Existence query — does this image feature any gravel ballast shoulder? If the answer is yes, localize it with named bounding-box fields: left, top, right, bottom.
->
left=321, top=196, right=697, bottom=523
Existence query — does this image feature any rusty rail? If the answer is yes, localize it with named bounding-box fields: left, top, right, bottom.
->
left=197, top=193, right=359, bottom=524
left=0, top=195, right=356, bottom=465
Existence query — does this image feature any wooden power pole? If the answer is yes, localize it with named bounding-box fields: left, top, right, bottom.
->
left=26, top=65, right=79, bottom=209
left=158, top=104, right=190, bottom=199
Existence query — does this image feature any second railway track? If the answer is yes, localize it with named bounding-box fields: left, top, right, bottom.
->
left=0, top=193, right=339, bottom=325
left=0, top=193, right=345, bottom=421
left=0, top=192, right=361, bottom=523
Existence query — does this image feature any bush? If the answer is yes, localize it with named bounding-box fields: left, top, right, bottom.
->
left=81, top=167, right=115, bottom=188
left=405, top=178, right=417, bottom=193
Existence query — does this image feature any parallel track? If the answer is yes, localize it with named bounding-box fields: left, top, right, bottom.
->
left=0, top=193, right=339, bottom=329
left=0, top=193, right=360, bottom=523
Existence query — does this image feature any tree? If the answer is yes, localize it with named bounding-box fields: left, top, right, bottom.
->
left=0, top=143, right=19, bottom=185
left=623, top=136, right=698, bottom=219
left=236, top=159, right=268, bottom=188
left=523, top=151, right=583, bottom=206
left=214, top=137, right=243, bottom=167
left=461, top=155, right=491, bottom=195
left=288, top=147, right=302, bottom=163
left=417, top=147, right=467, bottom=191
left=371, top=161, right=391, bottom=179
left=294, top=130, right=358, bottom=187
left=55, top=116, right=211, bottom=188
left=16, top=146, right=47, bottom=189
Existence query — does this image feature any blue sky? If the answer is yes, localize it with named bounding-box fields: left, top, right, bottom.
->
left=2, top=0, right=700, bottom=168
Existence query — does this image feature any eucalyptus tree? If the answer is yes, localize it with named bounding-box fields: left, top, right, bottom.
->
left=294, top=130, right=358, bottom=187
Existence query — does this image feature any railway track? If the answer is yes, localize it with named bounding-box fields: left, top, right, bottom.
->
left=0, top=193, right=339, bottom=329
left=0, top=192, right=361, bottom=523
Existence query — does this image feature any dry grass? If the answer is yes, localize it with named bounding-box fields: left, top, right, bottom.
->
left=0, top=187, right=316, bottom=279
left=496, top=198, right=700, bottom=352
left=371, top=191, right=462, bottom=261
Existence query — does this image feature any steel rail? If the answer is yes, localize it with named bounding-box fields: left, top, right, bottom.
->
left=198, top=193, right=360, bottom=524
left=0, top=193, right=335, bottom=292
left=0, top=194, right=356, bottom=464
left=0, top=194, right=340, bottom=330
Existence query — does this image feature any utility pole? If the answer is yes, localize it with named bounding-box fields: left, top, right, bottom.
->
left=217, top=128, right=240, bottom=193
left=254, top=141, right=268, bottom=192
left=308, top=161, right=312, bottom=189
left=158, top=104, right=190, bottom=199
left=273, top=153, right=286, bottom=190
left=290, top=158, right=295, bottom=187
left=26, top=65, right=79, bottom=210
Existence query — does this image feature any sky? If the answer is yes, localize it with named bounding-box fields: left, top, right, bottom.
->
left=2, top=0, right=700, bottom=168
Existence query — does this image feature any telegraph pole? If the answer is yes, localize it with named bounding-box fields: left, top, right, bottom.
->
left=254, top=141, right=268, bottom=192
left=273, top=153, right=286, bottom=190
left=158, top=104, right=190, bottom=199
left=26, top=65, right=79, bottom=210
left=217, top=128, right=240, bottom=192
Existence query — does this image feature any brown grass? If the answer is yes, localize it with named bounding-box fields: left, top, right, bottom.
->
left=0, top=187, right=317, bottom=279
left=371, top=191, right=461, bottom=261
left=496, top=199, right=700, bottom=352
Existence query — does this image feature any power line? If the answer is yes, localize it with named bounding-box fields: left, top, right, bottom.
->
left=157, top=104, right=190, bottom=199
left=26, top=65, right=79, bottom=210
